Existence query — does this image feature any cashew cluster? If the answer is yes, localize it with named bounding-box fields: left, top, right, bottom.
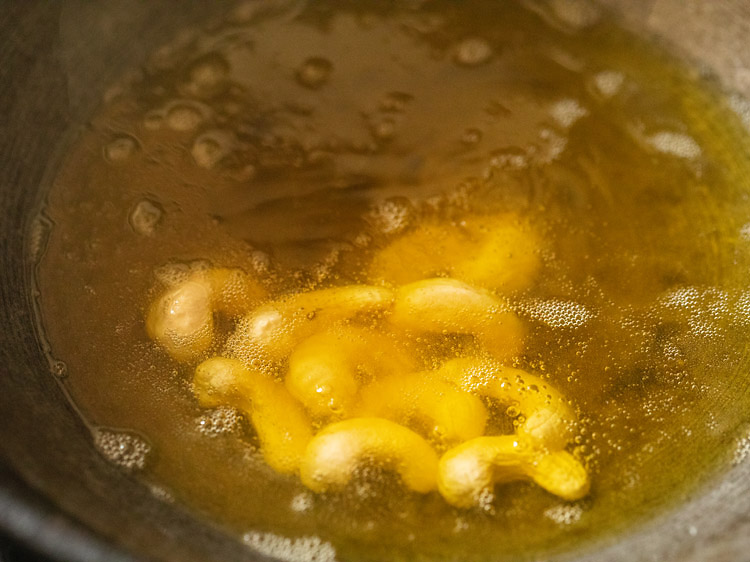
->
left=145, top=215, right=590, bottom=509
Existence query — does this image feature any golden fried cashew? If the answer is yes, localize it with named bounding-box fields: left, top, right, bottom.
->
left=226, top=285, right=394, bottom=363
left=367, top=215, right=541, bottom=294
left=193, top=357, right=313, bottom=474
left=368, top=222, right=473, bottom=285
left=437, top=435, right=590, bottom=508
left=437, top=357, right=577, bottom=449
left=286, top=326, right=415, bottom=420
left=387, top=278, right=526, bottom=362
left=146, top=268, right=266, bottom=362
left=455, top=216, right=542, bottom=294
left=359, top=372, right=488, bottom=445
left=300, top=418, right=439, bottom=494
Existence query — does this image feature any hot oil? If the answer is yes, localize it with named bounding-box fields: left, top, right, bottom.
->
left=33, top=0, right=750, bottom=560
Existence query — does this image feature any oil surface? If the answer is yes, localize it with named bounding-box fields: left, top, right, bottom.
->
left=34, top=1, right=750, bottom=560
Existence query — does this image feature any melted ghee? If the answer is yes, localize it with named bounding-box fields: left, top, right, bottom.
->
left=34, top=1, right=750, bottom=560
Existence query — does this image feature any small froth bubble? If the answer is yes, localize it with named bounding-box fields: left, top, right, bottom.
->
left=197, top=406, right=243, bottom=436
left=166, top=104, right=205, bottom=131
left=550, top=98, right=588, bottom=128
left=734, top=431, right=750, bottom=465
left=290, top=492, right=314, bottom=513
left=184, top=53, right=230, bottom=98
left=592, top=70, right=625, bottom=98
left=242, top=531, right=337, bottom=562
left=454, top=37, right=493, bottom=66
left=191, top=130, right=236, bottom=169
left=296, top=57, right=333, bottom=89
left=51, top=360, right=68, bottom=378
left=28, top=215, right=52, bottom=264
left=544, top=503, right=583, bottom=525
left=537, top=128, right=568, bottom=162
left=153, top=261, right=192, bottom=287
left=646, top=131, right=701, bottom=159
left=129, top=199, right=164, bottom=236
left=93, top=428, right=151, bottom=471
left=519, top=299, right=593, bottom=328
left=104, top=135, right=139, bottom=163
left=148, top=484, right=174, bottom=503
left=366, top=197, right=414, bottom=235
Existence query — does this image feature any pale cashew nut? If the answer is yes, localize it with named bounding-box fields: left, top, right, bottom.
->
left=359, top=372, right=488, bottom=445
left=438, top=435, right=590, bottom=508
left=286, top=326, right=415, bottom=419
left=146, top=267, right=266, bottom=362
left=226, top=285, right=394, bottom=363
left=437, top=357, right=577, bottom=449
left=300, top=418, right=439, bottom=494
left=193, top=356, right=313, bottom=474
left=387, top=278, right=526, bottom=362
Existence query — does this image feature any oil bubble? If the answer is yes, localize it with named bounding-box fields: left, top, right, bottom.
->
left=544, top=503, right=583, bottom=525
left=93, top=428, right=151, bottom=471
left=242, top=532, right=337, bottom=562
left=166, top=103, right=205, bottom=131
left=734, top=430, right=750, bottom=465
left=518, top=299, right=594, bottom=328
left=550, top=98, right=588, bottom=128
left=184, top=53, right=230, bottom=98
left=197, top=406, right=243, bottom=436
left=290, top=492, right=314, bottom=513
left=646, top=131, right=701, bottom=159
left=191, top=130, right=237, bottom=169
left=366, top=197, right=414, bottom=235
left=50, top=360, right=68, bottom=378
left=454, top=37, right=493, bottom=66
left=129, top=199, right=164, bottom=236
left=28, top=214, right=52, bottom=264
left=296, top=57, right=333, bottom=89
left=592, top=70, right=625, bottom=99
left=104, top=135, right=139, bottom=163
left=153, top=261, right=192, bottom=287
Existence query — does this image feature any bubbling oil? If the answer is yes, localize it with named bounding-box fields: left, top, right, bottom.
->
left=34, top=1, right=750, bottom=560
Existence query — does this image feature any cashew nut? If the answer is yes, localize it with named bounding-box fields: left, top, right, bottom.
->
left=437, top=435, right=590, bottom=508
left=226, top=284, right=394, bottom=363
left=359, top=372, right=488, bottom=445
left=300, top=418, right=439, bottom=494
left=286, top=326, right=415, bottom=419
left=387, top=278, right=526, bottom=362
left=367, top=215, right=541, bottom=294
left=437, top=357, right=577, bottom=449
left=455, top=216, right=542, bottom=294
left=193, top=357, right=313, bottom=474
left=146, top=267, right=266, bottom=362
left=368, top=221, right=473, bottom=285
